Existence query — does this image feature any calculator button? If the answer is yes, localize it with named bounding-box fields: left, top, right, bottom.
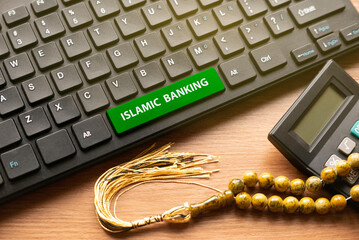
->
left=338, top=137, right=356, bottom=156
left=325, top=154, right=342, bottom=168
left=325, top=154, right=359, bottom=185
left=351, top=121, right=359, bottom=139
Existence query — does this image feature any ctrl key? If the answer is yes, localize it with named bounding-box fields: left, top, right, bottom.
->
left=1, top=144, right=40, bottom=180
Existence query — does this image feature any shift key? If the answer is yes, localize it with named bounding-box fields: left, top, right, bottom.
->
left=289, top=0, right=345, bottom=26
left=107, top=68, right=225, bottom=134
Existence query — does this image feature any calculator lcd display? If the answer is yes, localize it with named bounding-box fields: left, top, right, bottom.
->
left=293, top=83, right=345, bottom=145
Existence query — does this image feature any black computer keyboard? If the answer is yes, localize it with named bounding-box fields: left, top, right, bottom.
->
left=0, top=0, right=358, bottom=203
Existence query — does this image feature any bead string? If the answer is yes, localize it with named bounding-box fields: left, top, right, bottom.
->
left=189, top=152, right=359, bottom=215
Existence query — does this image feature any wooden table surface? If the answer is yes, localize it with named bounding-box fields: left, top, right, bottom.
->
left=1, top=2, right=359, bottom=239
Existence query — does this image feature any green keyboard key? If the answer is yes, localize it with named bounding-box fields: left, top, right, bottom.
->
left=107, top=68, right=225, bottom=134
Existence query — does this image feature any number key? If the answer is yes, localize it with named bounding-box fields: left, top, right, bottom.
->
left=89, top=0, right=120, bottom=20
left=62, top=3, right=93, bottom=30
left=7, top=23, right=38, bottom=52
left=34, top=13, right=65, bottom=41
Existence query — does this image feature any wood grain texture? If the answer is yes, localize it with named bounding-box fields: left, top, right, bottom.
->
left=1, top=2, right=359, bottom=239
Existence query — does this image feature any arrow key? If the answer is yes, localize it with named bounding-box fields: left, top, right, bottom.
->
left=338, top=137, right=356, bottom=156
left=213, top=30, right=244, bottom=58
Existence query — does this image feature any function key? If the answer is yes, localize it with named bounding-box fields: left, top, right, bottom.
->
left=250, top=43, right=287, bottom=73
left=7, top=23, right=38, bottom=52
left=338, top=137, right=356, bottom=156
left=213, top=2, right=243, bottom=29
left=288, top=0, right=345, bottom=26
left=167, top=0, right=198, bottom=18
left=3, top=6, right=30, bottom=27
left=21, top=75, right=54, bottom=105
left=238, top=0, right=268, bottom=18
left=19, top=107, right=51, bottom=137
left=340, top=23, right=359, bottom=43
left=120, top=0, right=146, bottom=10
left=291, top=43, right=318, bottom=64
left=266, top=0, right=290, bottom=8
left=89, top=0, right=120, bottom=20
left=3, top=53, right=35, bottom=82
left=161, top=22, right=192, bottom=50
left=141, top=2, right=172, bottom=29
left=198, top=0, right=223, bottom=8
left=31, top=0, right=58, bottom=16
left=316, top=33, right=341, bottom=53
left=72, top=115, right=112, bottom=150
left=36, top=130, right=76, bottom=165
left=1, top=144, right=40, bottom=180
left=187, top=12, right=218, bottom=39
left=115, top=11, right=146, bottom=39
left=0, top=119, right=22, bottom=150
left=219, top=55, right=257, bottom=87
left=264, top=11, right=294, bottom=36
left=48, top=95, right=81, bottom=125
left=34, top=13, right=66, bottom=41
left=308, top=20, right=332, bottom=40
left=62, top=3, right=93, bottom=30
left=0, top=87, right=25, bottom=116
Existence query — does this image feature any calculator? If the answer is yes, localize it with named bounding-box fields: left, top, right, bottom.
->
left=268, top=60, right=359, bottom=208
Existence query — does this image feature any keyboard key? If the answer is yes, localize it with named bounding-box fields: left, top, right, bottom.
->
left=3, top=6, right=30, bottom=27
left=36, top=130, right=76, bottom=164
left=0, top=119, right=21, bottom=150
left=62, top=3, right=93, bottom=30
left=0, top=70, right=6, bottom=87
left=198, top=0, right=222, bottom=8
left=0, top=34, right=9, bottom=58
left=106, top=73, right=138, bottom=102
left=120, top=0, right=146, bottom=10
left=50, top=64, right=83, bottom=93
left=22, top=75, right=54, bottom=105
left=106, top=43, right=139, bottom=71
left=77, top=84, right=109, bottom=114
left=0, top=87, right=24, bottom=116
left=316, top=33, right=342, bottom=53
left=187, top=41, right=219, bottom=69
left=213, top=2, right=243, bottom=29
left=250, top=43, right=287, bottom=73
left=167, top=0, right=198, bottom=18
left=31, top=0, right=58, bottom=16
left=266, top=0, right=291, bottom=8
left=48, top=95, right=81, bottom=125
left=7, top=23, right=38, bottom=52
left=308, top=21, right=332, bottom=40
left=338, top=137, right=356, bottom=156
left=79, top=53, right=111, bottom=82
left=61, top=0, right=81, bottom=5
left=142, top=2, right=172, bottom=28
left=3, top=53, right=35, bottom=82
left=264, top=11, right=294, bottom=36
left=340, top=23, right=359, bottom=43
left=213, top=30, right=245, bottom=58
left=291, top=43, right=318, bottom=64
left=219, top=55, right=257, bottom=87
left=240, top=20, right=270, bottom=47
left=32, top=42, right=64, bottom=70
left=60, top=32, right=92, bottom=60
left=288, top=0, right=345, bottom=26
left=34, top=13, right=65, bottom=41
left=134, top=32, right=166, bottom=60
left=161, top=22, right=192, bottom=50
left=1, top=144, right=40, bottom=180
left=89, top=0, right=120, bottom=20
left=88, top=22, right=119, bottom=49
left=115, top=11, right=146, bottom=39
left=107, top=68, right=225, bottom=134
left=134, top=62, right=166, bottom=90
left=238, top=0, right=268, bottom=18
left=19, top=107, right=51, bottom=137
left=187, top=12, right=218, bottom=39
left=161, top=51, right=193, bottom=80
left=72, top=115, right=111, bottom=150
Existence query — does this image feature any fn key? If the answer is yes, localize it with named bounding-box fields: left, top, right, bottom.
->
left=72, top=115, right=111, bottom=150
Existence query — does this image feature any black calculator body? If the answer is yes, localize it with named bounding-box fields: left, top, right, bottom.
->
left=269, top=60, right=359, bottom=208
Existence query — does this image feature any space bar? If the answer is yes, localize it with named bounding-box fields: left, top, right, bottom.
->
left=107, top=68, right=225, bottom=134
left=289, top=0, right=345, bottom=26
